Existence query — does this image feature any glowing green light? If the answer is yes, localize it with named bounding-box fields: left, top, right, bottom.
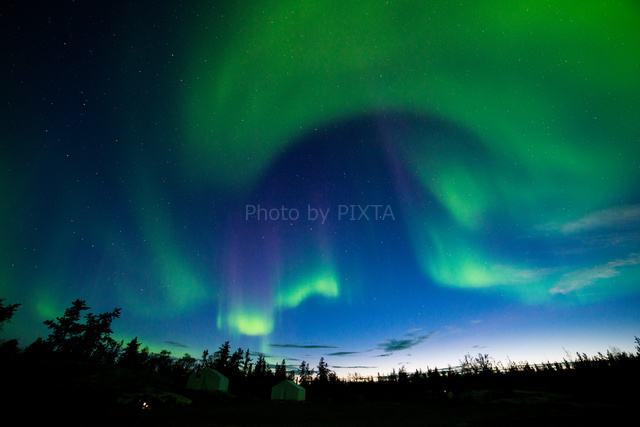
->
left=181, top=0, right=639, bottom=196
left=177, top=0, right=640, bottom=312
left=276, top=274, right=339, bottom=308
left=228, top=310, right=274, bottom=336
left=34, top=293, right=61, bottom=322
left=124, top=175, right=210, bottom=317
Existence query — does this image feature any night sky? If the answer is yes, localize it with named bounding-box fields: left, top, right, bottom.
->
left=2, top=1, right=639, bottom=377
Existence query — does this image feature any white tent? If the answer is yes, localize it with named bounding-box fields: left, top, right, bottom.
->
left=271, top=380, right=305, bottom=401
left=186, top=368, right=229, bottom=392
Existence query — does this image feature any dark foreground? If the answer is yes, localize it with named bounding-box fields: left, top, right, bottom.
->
left=6, top=385, right=634, bottom=426
left=3, top=360, right=636, bottom=426
left=119, top=393, right=629, bottom=427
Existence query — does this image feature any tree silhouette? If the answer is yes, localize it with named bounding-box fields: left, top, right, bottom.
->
left=254, top=353, right=270, bottom=377
left=0, top=298, right=21, bottom=359
left=316, top=357, right=330, bottom=383
left=275, top=358, right=287, bottom=381
left=148, top=349, right=174, bottom=376
left=43, top=299, right=121, bottom=362
left=43, top=299, right=87, bottom=353
left=212, top=341, right=231, bottom=373
left=177, top=353, right=197, bottom=374
left=0, top=298, right=21, bottom=330
left=398, top=366, right=409, bottom=384
left=243, top=348, right=253, bottom=376
left=299, top=360, right=311, bottom=385
left=200, top=349, right=210, bottom=368
left=388, top=368, right=398, bottom=382
left=228, top=347, right=244, bottom=377
left=118, top=337, right=148, bottom=370
left=460, top=353, right=494, bottom=376
left=81, top=309, right=122, bottom=362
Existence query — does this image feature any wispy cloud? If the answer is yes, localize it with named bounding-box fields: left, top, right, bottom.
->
left=540, top=204, right=640, bottom=235
left=377, top=331, right=435, bottom=353
left=378, top=339, right=421, bottom=352
left=327, top=351, right=363, bottom=356
left=471, top=344, right=488, bottom=349
left=549, top=231, right=640, bottom=256
left=550, top=253, right=640, bottom=295
left=165, top=340, right=188, bottom=348
left=270, top=343, right=339, bottom=349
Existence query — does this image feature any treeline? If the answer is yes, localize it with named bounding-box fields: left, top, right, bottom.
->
left=0, top=298, right=338, bottom=399
left=354, top=345, right=640, bottom=402
left=0, top=299, right=194, bottom=376
left=1, top=298, right=639, bottom=403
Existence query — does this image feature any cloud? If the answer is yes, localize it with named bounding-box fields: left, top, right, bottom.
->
left=327, top=351, right=363, bottom=356
left=270, top=343, right=339, bottom=349
left=165, top=340, right=188, bottom=348
left=550, top=253, right=640, bottom=295
left=540, top=204, right=640, bottom=235
left=443, top=325, right=464, bottom=334
left=549, top=231, right=640, bottom=256
left=379, top=339, right=421, bottom=352
left=377, top=331, right=435, bottom=353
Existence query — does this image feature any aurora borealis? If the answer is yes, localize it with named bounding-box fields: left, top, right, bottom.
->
left=2, top=1, right=639, bottom=376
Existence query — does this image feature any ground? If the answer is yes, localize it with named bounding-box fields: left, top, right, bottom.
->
left=3, top=360, right=634, bottom=426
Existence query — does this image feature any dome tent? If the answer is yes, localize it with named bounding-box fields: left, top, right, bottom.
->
left=271, top=380, right=305, bottom=401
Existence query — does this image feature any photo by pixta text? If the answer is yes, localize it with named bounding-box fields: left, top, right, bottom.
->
left=245, top=204, right=396, bottom=224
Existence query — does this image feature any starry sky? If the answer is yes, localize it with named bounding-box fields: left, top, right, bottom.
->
left=2, top=1, right=639, bottom=377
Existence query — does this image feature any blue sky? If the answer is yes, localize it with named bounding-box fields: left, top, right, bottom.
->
left=1, top=1, right=639, bottom=377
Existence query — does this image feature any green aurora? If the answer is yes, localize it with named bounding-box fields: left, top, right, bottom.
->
left=1, top=1, right=639, bottom=371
